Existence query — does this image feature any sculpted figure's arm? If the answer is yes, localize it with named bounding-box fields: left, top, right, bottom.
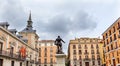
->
left=61, top=39, right=65, bottom=43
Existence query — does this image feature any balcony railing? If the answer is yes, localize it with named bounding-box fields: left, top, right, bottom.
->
left=97, top=58, right=101, bottom=60
left=83, top=58, right=90, bottom=61
left=30, top=60, right=34, bottom=63
left=0, top=50, right=25, bottom=61
left=84, top=52, right=89, bottom=54
left=96, top=52, right=100, bottom=54
left=92, top=58, right=95, bottom=60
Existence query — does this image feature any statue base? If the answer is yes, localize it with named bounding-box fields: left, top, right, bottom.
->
left=55, top=54, right=66, bottom=66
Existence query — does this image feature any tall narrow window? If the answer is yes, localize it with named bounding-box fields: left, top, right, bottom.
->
left=118, top=22, right=120, bottom=29
left=44, top=58, right=47, bottom=64
left=73, top=45, right=76, bottom=49
left=0, top=42, right=3, bottom=54
left=73, top=50, right=76, bottom=54
left=91, top=44, right=94, bottom=48
left=109, top=30, right=111, bottom=35
left=98, top=61, right=100, bottom=65
left=50, top=58, right=53, bottom=63
left=79, top=50, right=82, bottom=54
left=20, top=62, right=22, bottom=66
left=111, top=44, right=113, bottom=50
left=114, top=34, right=116, bottom=40
left=78, top=45, right=81, bottom=49
left=79, top=56, right=81, bottom=60
left=113, top=27, right=115, bottom=32
left=11, top=61, right=14, bottom=66
left=92, top=61, right=95, bottom=65
left=110, top=37, right=112, bottom=42
left=106, top=33, right=108, bottom=38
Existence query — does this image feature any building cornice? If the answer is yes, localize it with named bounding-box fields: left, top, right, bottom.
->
left=0, top=26, right=37, bottom=52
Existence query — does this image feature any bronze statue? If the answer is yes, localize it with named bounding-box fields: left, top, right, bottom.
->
left=55, top=36, right=65, bottom=54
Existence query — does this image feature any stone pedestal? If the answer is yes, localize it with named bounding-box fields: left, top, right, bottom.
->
left=55, top=54, right=66, bottom=66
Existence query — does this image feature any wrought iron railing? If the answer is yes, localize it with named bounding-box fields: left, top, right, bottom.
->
left=0, top=50, right=25, bottom=61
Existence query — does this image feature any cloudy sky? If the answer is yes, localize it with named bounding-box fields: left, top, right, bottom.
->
left=0, top=0, right=120, bottom=54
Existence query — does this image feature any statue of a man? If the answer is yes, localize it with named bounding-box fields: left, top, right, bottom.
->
left=55, top=36, right=65, bottom=54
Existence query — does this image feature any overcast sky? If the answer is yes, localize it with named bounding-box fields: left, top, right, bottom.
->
left=0, top=0, right=120, bottom=54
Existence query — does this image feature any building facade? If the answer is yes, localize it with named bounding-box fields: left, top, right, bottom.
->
left=0, top=13, right=39, bottom=66
left=102, top=18, right=120, bottom=66
left=68, top=38, right=103, bottom=66
left=38, top=40, right=57, bottom=66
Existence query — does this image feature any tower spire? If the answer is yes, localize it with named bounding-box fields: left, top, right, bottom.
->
left=27, top=11, right=33, bottom=28
left=29, top=11, right=32, bottom=21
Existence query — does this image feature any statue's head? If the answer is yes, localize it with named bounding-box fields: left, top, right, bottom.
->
left=58, top=36, right=60, bottom=38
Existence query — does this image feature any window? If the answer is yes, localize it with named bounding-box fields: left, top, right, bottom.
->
left=50, top=64, right=53, bottom=66
left=108, top=47, right=110, bottom=52
left=118, top=58, right=120, bottom=63
left=91, top=44, right=94, bottom=48
left=106, top=33, right=108, bottom=38
left=79, top=56, right=81, bottom=60
left=117, top=51, right=119, bottom=56
left=11, top=61, right=14, bottom=66
left=97, top=55, right=100, bottom=58
left=92, top=55, right=95, bottom=59
left=85, top=55, right=88, bottom=58
left=39, top=48, right=41, bottom=57
left=45, top=52, right=47, bottom=57
left=91, top=50, right=94, bottom=54
left=50, top=58, right=53, bottom=63
left=44, top=48, right=47, bottom=57
left=115, top=42, right=118, bottom=49
left=92, top=61, right=95, bottom=65
left=79, top=50, right=82, bottom=54
left=73, top=50, right=76, bottom=54
left=118, top=22, right=120, bottom=29
left=97, top=49, right=99, bottom=54
left=73, top=45, right=76, bottom=49
left=39, top=59, right=41, bottom=63
left=85, top=50, right=87, bottom=53
left=84, top=45, right=87, bottom=49
left=107, top=39, right=109, bottom=44
left=109, top=30, right=111, bottom=35
left=113, top=27, right=116, bottom=32
left=111, top=44, right=113, bottom=50
left=96, top=44, right=99, bottom=48
left=20, top=62, right=22, bottom=66
left=110, top=37, right=112, bottom=42
left=44, top=58, right=47, bottom=63
left=0, top=42, right=3, bottom=51
left=98, top=61, right=100, bottom=65
left=78, top=45, right=81, bottom=49
left=44, top=65, right=47, bottom=66
left=114, top=34, right=117, bottom=40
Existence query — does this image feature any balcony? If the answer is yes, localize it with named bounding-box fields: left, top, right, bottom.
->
left=83, top=58, right=90, bottom=61
left=84, top=47, right=88, bottom=49
left=97, top=58, right=101, bottom=60
left=96, top=52, right=100, bottom=54
left=84, top=52, right=89, bottom=54
left=92, top=58, right=95, bottom=60
left=30, top=60, right=34, bottom=63
left=0, top=50, right=25, bottom=61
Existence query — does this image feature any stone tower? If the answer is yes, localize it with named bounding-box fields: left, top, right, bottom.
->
left=19, top=12, right=39, bottom=49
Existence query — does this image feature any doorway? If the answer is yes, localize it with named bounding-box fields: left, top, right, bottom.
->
left=85, top=62, right=89, bottom=66
left=113, top=59, right=116, bottom=66
left=0, top=59, right=3, bottom=66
